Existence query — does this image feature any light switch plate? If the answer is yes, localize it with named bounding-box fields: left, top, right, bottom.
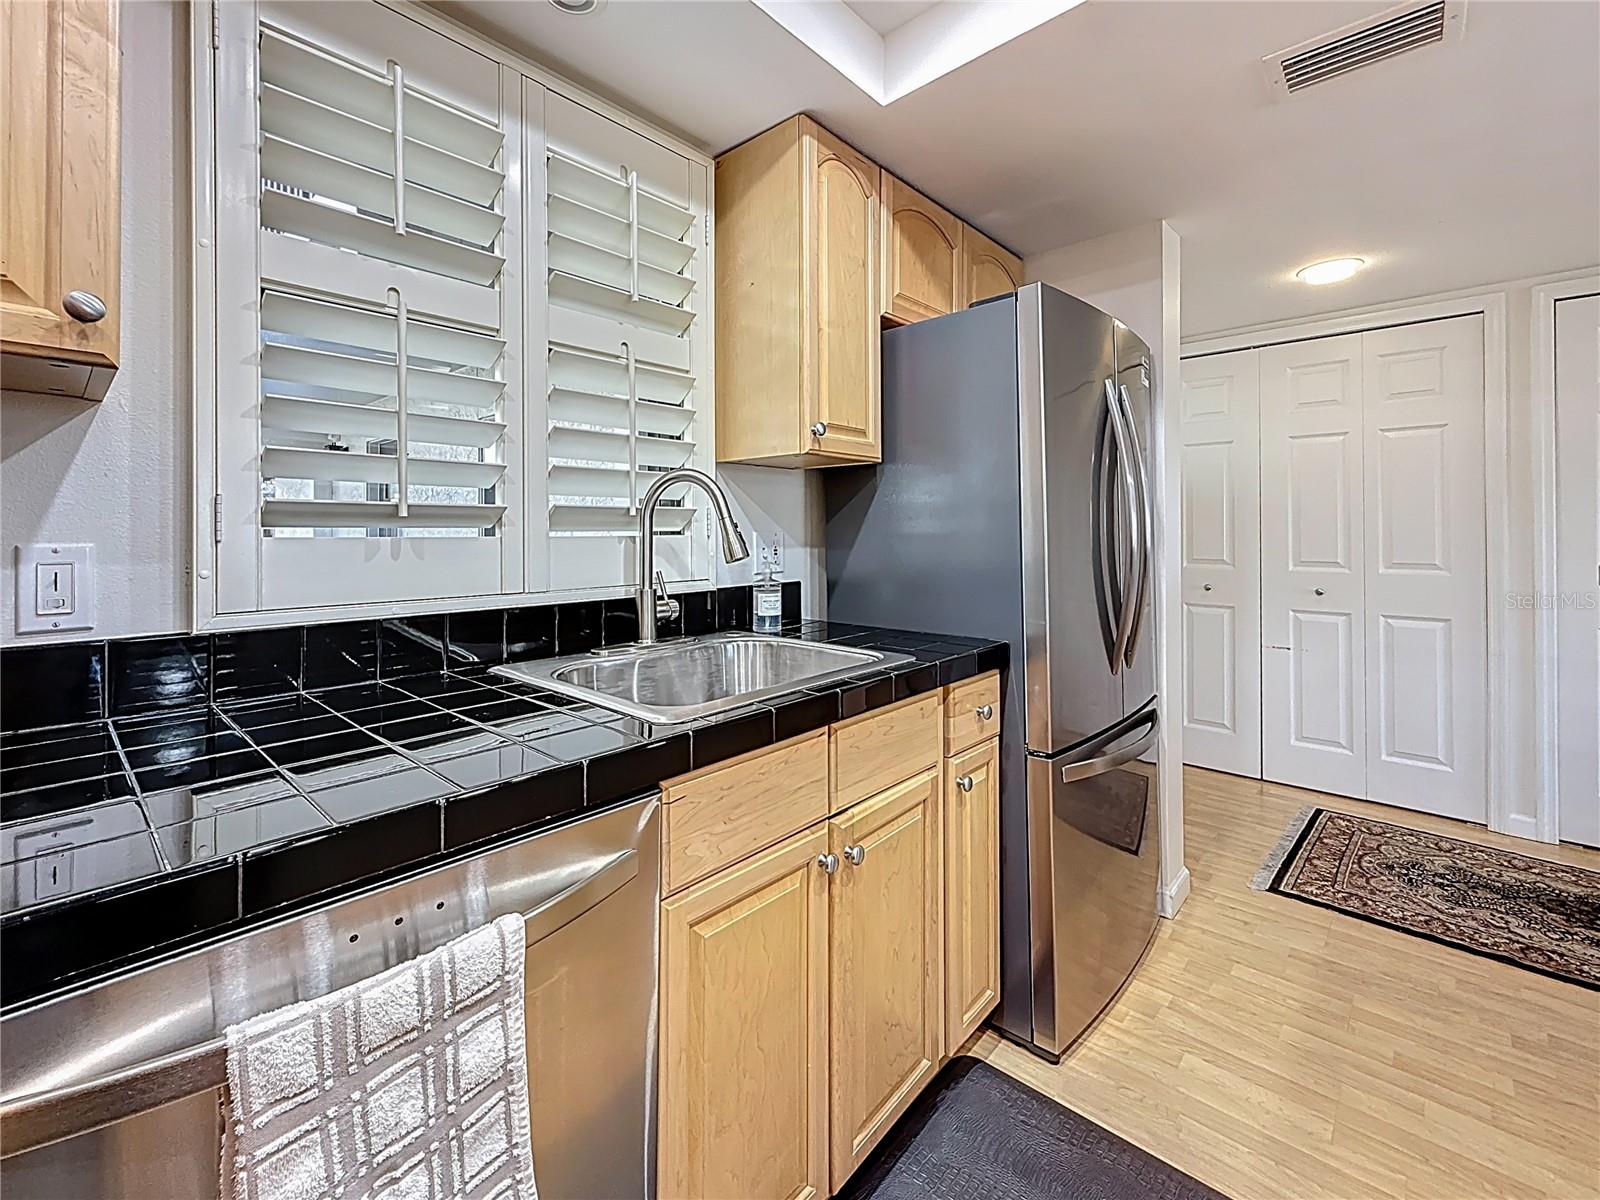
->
left=15, top=543, right=95, bottom=635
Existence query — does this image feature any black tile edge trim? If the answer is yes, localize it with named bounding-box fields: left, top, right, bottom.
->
left=241, top=802, right=442, bottom=917
left=443, top=763, right=584, bottom=851
left=585, top=734, right=689, bottom=808
left=975, top=642, right=1008, bottom=674
left=938, top=652, right=980, bottom=686
left=767, top=690, right=838, bottom=742
left=690, top=707, right=774, bottom=770
left=0, top=860, right=240, bottom=1012
left=889, top=661, right=941, bottom=701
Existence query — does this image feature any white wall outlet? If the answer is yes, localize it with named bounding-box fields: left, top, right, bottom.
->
left=756, top=530, right=784, bottom=575
left=15, top=543, right=96, bottom=635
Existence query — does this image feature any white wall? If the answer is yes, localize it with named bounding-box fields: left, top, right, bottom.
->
left=1, top=0, right=192, bottom=645
left=1025, top=221, right=1189, bottom=918
left=0, top=1, right=824, bottom=647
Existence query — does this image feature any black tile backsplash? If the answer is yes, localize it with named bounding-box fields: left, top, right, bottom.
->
left=108, top=636, right=211, bottom=718
left=503, top=605, right=555, bottom=662
left=213, top=627, right=303, bottom=701
left=601, top=598, right=641, bottom=647
left=446, top=609, right=506, bottom=667
left=555, top=601, right=602, bottom=655
left=0, top=581, right=1015, bottom=1013
left=1, top=641, right=105, bottom=729
left=303, top=621, right=379, bottom=690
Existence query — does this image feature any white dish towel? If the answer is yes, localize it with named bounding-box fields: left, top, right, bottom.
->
left=222, top=913, right=538, bottom=1200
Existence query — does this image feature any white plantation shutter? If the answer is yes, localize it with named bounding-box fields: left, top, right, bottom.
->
left=213, top=1, right=523, bottom=613
left=541, top=93, right=712, bottom=592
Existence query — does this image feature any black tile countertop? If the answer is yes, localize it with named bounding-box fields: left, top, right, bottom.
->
left=0, top=620, right=1005, bottom=1012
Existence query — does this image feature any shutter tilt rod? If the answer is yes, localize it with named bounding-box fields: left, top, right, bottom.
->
left=623, top=340, right=638, bottom=515
left=387, top=59, right=406, bottom=235
left=625, top=165, right=640, bottom=302
left=389, top=287, right=409, bottom=518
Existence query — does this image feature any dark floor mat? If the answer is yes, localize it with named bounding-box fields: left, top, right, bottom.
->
left=837, top=1057, right=1230, bottom=1200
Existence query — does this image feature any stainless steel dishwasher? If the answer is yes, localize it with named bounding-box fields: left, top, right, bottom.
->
left=0, top=796, right=660, bottom=1200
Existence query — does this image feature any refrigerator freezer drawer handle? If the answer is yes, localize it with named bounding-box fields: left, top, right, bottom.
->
left=1059, top=717, right=1159, bottom=784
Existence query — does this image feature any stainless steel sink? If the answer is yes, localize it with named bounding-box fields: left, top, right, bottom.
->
left=492, top=632, right=912, bottom=724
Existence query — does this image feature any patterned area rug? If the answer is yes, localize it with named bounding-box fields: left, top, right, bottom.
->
left=1254, top=807, right=1600, bottom=989
left=836, top=1057, right=1228, bottom=1200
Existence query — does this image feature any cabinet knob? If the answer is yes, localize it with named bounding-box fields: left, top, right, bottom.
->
left=1202, top=583, right=1213, bottom=592
left=843, top=843, right=866, bottom=867
left=62, top=290, right=107, bottom=323
left=956, top=775, right=975, bottom=792
left=810, top=422, right=827, bottom=438
left=976, top=704, right=993, bottom=720
left=817, top=852, right=840, bottom=875
left=1314, top=587, right=1326, bottom=597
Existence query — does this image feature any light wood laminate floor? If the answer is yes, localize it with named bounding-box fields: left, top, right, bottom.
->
left=971, top=767, right=1600, bottom=1200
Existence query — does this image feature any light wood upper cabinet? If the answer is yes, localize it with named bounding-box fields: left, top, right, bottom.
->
left=827, top=768, right=943, bottom=1190
left=879, top=172, right=962, bottom=326
left=943, top=735, right=1000, bottom=1053
left=715, top=116, right=879, bottom=467
left=962, top=225, right=1025, bottom=309
left=1, top=0, right=120, bottom=399
left=659, top=824, right=832, bottom=1200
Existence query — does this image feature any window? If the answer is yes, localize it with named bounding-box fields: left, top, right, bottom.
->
left=198, top=0, right=713, bottom=624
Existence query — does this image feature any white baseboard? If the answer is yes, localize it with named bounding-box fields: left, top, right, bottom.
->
left=1159, top=865, right=1191, bottom=918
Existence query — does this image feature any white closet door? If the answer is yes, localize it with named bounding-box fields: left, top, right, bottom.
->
left=1260, top=334, right=1367, bottom=798
left=1361, top=316, right=1487, bottom=821
left=1556, top=294, right=1600, bottom=847
left=1179, top=350, right=1262, bottom=777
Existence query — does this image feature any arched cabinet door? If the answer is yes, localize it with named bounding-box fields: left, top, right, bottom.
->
left=962, top=225, right=1024, bottom=308
left=880, top=172, right=962, bottom=325
left=805, top=123, right=881, bottom=462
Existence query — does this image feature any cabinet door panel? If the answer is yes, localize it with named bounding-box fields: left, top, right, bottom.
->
left=943, top=738, right=999, bottom=1052
left=881, top=173, right=961, bottom=325
left=961, top=226, right=1023, bottom=309
left=0, top=0, right=119, bottom=369
left=660, top=824, right=830, bottom=1200
left=828, top=768, right=942, bottom=1190
left=805, top=122, right=880, bottom=461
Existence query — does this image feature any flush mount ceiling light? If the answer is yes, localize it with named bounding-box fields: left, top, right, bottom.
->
left=548, top=0, right=606, bottom=14
left=1296, top=257, right=1366, bottom=286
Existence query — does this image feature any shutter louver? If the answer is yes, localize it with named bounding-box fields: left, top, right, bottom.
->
left=543, top=97, right=710, bottom=591
left=256, top=22, right=510, bottom=544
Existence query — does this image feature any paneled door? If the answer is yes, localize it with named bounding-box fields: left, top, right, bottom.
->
left=1556, top=294, right=1600, bottom=847
left=1361, top=316, right=1487, bottom=821
left=828, top=769, right=942, bottom=1191
left=1260, top=334, right=1368, bottom=798
left=1178, top=349, right=1262, bottom=777
left=804, top=122, right=880, bottom=461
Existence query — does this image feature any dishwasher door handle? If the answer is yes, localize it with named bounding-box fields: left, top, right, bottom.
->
left=524, top=848, right=637, bottom=948
left=0, top=849, right=641, bottom=1158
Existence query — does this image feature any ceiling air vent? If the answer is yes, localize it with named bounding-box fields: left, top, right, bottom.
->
left=1263, top=0, right=1465, bottom=97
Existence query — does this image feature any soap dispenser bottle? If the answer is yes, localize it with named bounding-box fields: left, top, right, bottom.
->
left=752, top=564, right=783, bottom=633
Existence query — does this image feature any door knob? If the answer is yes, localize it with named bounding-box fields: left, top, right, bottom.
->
left=976, top=704, right=993, bottom=720
left=62, top=290, right=107, bottom=323
left=1314, top=588, right=1326, bottom=596
left=956, top=775, right=975, bottom=792
left=817, top=852, right=840, bottom=875
left=843, top=843, right=866, bottom=867
left=810, top=422, right=827, bottom=438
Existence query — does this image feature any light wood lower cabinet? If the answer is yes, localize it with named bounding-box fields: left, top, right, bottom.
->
left=943, top=737, right=1000, bottom=1052
left=827, top=767, right=944, bottom=1189
left=660, top=823, right=832, bottom=1200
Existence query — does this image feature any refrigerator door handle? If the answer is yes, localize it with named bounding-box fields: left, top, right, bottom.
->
left=1059, top=707, right=1158, bottom=783
left=1118, top=382, right=1154, bottom=667
left=1104, top=379, right=1142, bottom=671
left=1092, top=381, right=1122, bottom=673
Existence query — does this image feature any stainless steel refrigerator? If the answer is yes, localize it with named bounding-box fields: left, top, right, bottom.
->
left=823, top=282, right=1160, bottom=1061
